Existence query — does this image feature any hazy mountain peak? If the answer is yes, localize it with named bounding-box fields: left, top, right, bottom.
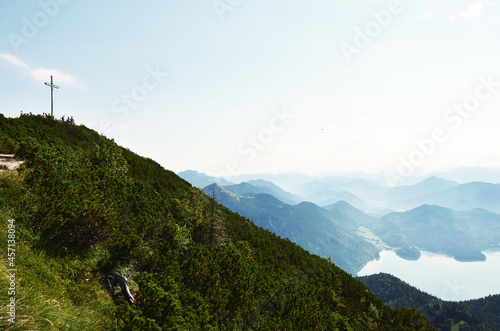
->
left=204, top=183, right=244, bottom=200
left=224, top=180, right=299, bottom=205
left=247, top=179, right=274, bottom=187
left=332, top=200, right=354, bottom=209
left=430, top=166, right=500, bottom=184
left=408, top=204, right=454, bottom=216
left=178, top=170, right=234, bottom=188
left=419, top=176, right=457, bottom=186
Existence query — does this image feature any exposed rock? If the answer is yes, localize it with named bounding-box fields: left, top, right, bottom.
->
left=0, top=154, right=24, bottom=171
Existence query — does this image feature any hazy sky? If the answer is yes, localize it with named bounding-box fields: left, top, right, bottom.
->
left=1, top=0, right=499, bottom=179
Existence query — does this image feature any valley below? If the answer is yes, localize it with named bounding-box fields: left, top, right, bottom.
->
left=181, top=170, right=500, bottom=301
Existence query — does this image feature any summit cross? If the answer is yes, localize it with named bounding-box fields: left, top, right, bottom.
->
left=44, top=75, right=60, bottom=117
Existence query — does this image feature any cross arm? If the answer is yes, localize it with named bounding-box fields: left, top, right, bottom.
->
left=45, top=82, right=60, bottom=89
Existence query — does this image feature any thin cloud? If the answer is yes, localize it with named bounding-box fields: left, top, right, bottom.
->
left=0, top=53, right=84, bottom=88
left=0, top=53, right=29, bottom=69
left=419, top=10, right=434, bottom=19
left=459, top=3, right=484, bottom=19
left=31, top=68, right=83, bottom=87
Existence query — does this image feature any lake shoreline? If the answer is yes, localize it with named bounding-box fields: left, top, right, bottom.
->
left=357, top=249, right=500, bottom=301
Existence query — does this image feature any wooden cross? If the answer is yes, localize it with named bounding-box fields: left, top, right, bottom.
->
left=44, top=75, right=59, bottom=117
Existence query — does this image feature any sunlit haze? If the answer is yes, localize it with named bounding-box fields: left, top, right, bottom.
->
left=1, top=0, right=500, bottom=179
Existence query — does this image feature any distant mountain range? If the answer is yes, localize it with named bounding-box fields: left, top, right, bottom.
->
left=292, top=175, right=500, bottom=215
left=230, top=166, right=500, bottom=186
left=179, top=170, right=500, bottom=215
left=430, top=166, right=500, bottom=184
left=372, top=205, right=500, bottom=261
left=399, top=182, right=500, bottom=214
left=180, top=170, right=500, bottom=271
left=385, top=176, right=458, bottom=203
left=290, top=176, right=387, bottom=202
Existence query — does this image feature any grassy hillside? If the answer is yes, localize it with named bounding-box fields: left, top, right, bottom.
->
left=0, top=114, right=434, bottom=330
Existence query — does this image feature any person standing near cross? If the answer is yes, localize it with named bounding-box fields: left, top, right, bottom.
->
left=44, top=75, right=60, bottom=117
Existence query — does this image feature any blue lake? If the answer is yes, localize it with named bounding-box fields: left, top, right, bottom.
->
left=357, top=248, right=500, bottom=301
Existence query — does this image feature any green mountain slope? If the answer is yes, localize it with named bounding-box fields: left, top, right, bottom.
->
left=0, top=114, right=434, bottom=330
left=460, top=295, right=500, bottom=330
left=358, top=273, right=500, bottom=331
left=203, top=184, right=380, bottom=274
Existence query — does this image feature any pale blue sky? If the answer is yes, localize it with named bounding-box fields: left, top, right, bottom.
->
left=1, top=0, right=499, bottom=179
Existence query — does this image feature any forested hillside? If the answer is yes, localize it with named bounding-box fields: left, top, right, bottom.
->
left=0, top=114, right=434, bottom=330
left=358, top=273, right=500, bottom=331
left=461, top=295, right=500, bottom=330
left=203, top=184, right=379, bottom=274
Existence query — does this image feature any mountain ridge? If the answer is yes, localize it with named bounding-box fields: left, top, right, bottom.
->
left=358, top=273, right=500, bottom=330
left=203, top=183, right=380, bottom=274
left=373, top=204, right=500, bottom=261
